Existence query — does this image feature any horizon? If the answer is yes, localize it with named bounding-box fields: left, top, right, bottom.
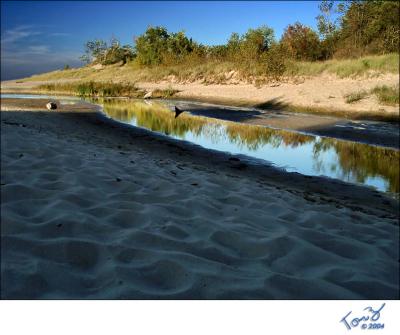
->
left=1, top=1, right=330, bottom=80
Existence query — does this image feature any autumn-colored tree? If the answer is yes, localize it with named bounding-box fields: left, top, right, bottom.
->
left=281, top=22, right=321, bottom=61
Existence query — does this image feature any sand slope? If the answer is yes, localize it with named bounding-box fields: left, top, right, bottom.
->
left=139, top=73, right=399, bottom=115
left=1, top=101, right=398, bottom=299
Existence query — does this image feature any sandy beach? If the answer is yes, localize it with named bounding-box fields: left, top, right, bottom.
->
left=1, top=98, right=399, bottom=299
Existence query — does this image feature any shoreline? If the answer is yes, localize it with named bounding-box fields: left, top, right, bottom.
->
left=1, top=93, right=399, bottom=149
left=1, top=98, right=398, bottom=299
left=2, top=72, right=399, bottom=123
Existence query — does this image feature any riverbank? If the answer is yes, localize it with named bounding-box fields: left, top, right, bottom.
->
left=2, top=94, right=399, bottom=149
left=1, top=55, right=399, bottom=123
left=1, top=98, right=398, bottom=299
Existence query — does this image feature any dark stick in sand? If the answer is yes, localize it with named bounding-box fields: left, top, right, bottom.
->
left=175, top=106, right=185, bottom=118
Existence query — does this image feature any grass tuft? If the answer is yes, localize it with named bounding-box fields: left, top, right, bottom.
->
left=371, top=85, right=399, bottom=106
left=344, top=90, right=369, bottom=104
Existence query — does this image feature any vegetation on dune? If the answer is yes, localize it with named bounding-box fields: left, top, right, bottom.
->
left=344, top=84, right=399, bottom=106
left=286, top=53, right=399, bottom=78
left=24, top=0, right=399, bottom=86
left=370, top=85, right=399, bottom=106
left=344, top=90, right=369, bottom=104
left=36, top=81, right=179, bottom=98
left=37, top=81, right=143, bottom=97
left=80, top=37, right=135, bottom=65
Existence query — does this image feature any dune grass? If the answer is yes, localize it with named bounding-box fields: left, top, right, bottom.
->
left=343, top=84, right=399, bottom=107
left=37, top=81, right=143, bottom=97
left=21, top=53, right=399, bottom=85
left=371, top=85, right=399, bottom=106
left=344, top=90, right=369, bottom=104
left=35, top=81, right=180, bottom=99
left=286, top=53, right=399, bottom=78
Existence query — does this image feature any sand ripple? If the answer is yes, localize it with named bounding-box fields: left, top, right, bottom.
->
left=1, top=110, right=398, bottom=299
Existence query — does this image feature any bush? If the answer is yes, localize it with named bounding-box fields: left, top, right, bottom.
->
left=264, top=43, right=287, bottom=80
left=102, top=44, right=135, bottom=65
left=135, top=27, right=197, bottom=66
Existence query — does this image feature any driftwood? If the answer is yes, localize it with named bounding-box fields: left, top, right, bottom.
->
left=46, top=102, right=57, bottom=110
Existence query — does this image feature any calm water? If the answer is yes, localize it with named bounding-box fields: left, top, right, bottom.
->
left=97, top=98, right=399, bottom=195
left=3, top=94, right=399, bottom=194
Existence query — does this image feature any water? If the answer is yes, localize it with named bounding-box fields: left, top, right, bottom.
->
left=97, top=98, right=399, bottom=195
left=2, top=94, right=399, bottom=195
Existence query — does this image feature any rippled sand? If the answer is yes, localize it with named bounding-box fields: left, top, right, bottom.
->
left=1, top=99, right=398, bottom=299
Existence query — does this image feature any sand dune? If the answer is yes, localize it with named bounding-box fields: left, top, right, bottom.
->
left=1, top=100, right=398, bottom=299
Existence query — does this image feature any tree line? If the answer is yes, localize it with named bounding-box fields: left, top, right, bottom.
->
left=79, top=0, right=399, bottom=75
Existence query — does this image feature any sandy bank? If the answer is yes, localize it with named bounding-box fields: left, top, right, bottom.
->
left=1, top=98, right=398, bottom=299
left=2, top=72, right=399, bottom=121
left=138, top=73, right=399, bottom=116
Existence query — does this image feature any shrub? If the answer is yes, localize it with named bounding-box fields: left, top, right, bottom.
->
left=102, top=44, right=135, bottom=65
left=264, top=43, right=287, bottom=80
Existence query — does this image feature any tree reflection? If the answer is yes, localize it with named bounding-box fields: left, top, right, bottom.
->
left=100, top=99, right=399, bottom=194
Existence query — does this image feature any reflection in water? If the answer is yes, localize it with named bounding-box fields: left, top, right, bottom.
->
left=98, top=98, right=399, bottom=194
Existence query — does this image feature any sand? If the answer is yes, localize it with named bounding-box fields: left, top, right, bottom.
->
left=1, top=72, right=399, bottom=119
left=138, top=72, right=399, bottom=116
left=1, top=98, right=399, bottom=299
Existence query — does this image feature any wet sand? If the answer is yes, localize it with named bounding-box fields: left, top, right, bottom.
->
left=1, top=98, right=399, bottom=299
left=164, top=100, right=400, bottom=148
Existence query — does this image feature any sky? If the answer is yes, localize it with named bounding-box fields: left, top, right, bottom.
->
left=1, top=1, right=325, bottom=80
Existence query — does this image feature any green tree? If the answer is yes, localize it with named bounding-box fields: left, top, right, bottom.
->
left=316, top=0, right=339, bottom=38
left=241, top=25, right=275, bottom=59
left=336, top=0, right=399, bottom=57
left=316, top=0, right=343, bottom=59
left=225, top=26, right=275, bottom=63
left=135, top=27, right=199, bottom=65
left=135, top=26, right=170, bottom=66
left=164, top=31, right=196, bottom=63
left=103, top=37, right=135, bottom=65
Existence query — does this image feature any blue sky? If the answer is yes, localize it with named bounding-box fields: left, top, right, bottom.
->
left=1, top=1, right=325, bottom=80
